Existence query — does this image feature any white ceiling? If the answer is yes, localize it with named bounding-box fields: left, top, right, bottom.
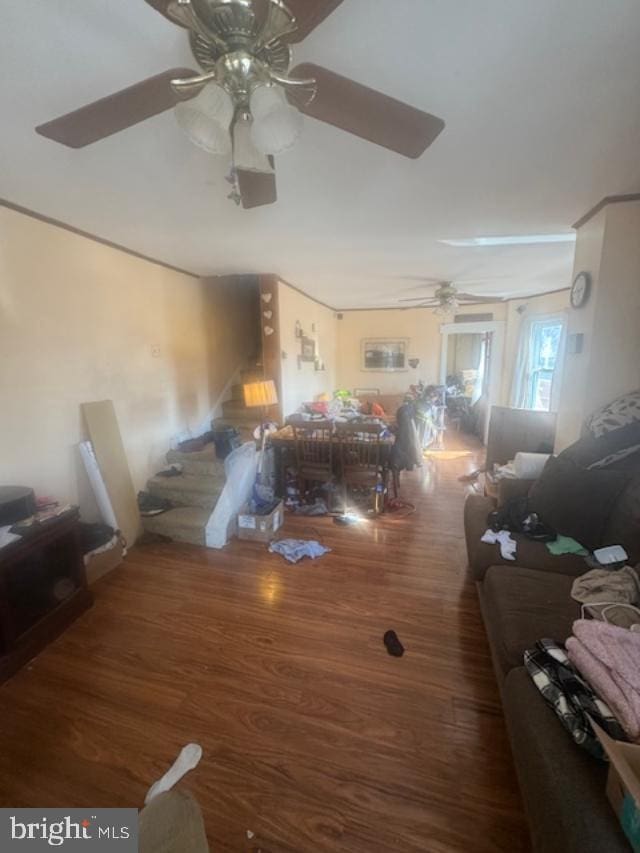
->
left=2, top=0, right=640, bottom=308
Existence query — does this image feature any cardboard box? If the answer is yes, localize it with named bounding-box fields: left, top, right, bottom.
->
left=237, top=501, right=284, bottom=542
left=592, top=720, right=640, bottom=851
left=85, top=537, right=125, bottom=585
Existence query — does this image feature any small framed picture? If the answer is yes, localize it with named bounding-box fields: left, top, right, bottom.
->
left=361, top=338, right=409, bottom=372
left=300, top=336, right=316, bottom=361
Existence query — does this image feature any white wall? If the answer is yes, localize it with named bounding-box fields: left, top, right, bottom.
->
left=556, top=199, right=640, bottom=449
left=277, top=281, right=338, bottom=416
left=0, top=207, right=257, bottom=517
left=336, top=303, right=507, bottom=394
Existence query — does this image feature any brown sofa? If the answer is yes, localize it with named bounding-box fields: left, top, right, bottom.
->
left=466, top=445, right=640, bottom=853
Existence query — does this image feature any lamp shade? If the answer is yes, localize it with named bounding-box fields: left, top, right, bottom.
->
left=250, top=84, right=303, bottom=155
left=243, top=380, right=279, bottom=408
left=232, top=112, right=275, bottom=173
left=174, top=82, right=234, bottom=154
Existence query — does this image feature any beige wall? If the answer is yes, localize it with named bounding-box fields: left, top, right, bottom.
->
left=336, top=303, right=506, bottom=394
left=502, top=289, right=570, bottom=406
left=0, top=207, right=257, bottom=518
left=278, top=281, right=338, bottom=416
left=556, top=199, right=640, bottom=449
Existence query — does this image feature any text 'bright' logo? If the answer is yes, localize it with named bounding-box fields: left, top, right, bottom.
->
left=10, top=815, right=131, bottom=846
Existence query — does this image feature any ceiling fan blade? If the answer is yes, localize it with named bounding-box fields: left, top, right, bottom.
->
left=457, top=293, right=504, bottom=303
left=285, top=0, right=344, bottom=43
left=289, top=63, right=445, bottom=158
left=35, top=68, right=198, bottom=148
left=399, top=296, right=436, bottom=303
left=143, top=0, right=188, bottom=27
left=237, top=158, right=277, bottom=209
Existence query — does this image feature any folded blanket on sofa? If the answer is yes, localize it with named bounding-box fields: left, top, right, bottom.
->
left=524, top=639, right=627, bottom=759
left=566, top=619, right=640, bottom=740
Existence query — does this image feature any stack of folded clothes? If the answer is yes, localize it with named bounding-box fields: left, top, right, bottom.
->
left=525, top=565, right=640, bottom=758
left=567, top=619, right=640, bottom=741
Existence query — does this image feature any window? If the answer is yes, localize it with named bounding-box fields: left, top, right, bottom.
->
left=525, top=319, right=565, bottom=411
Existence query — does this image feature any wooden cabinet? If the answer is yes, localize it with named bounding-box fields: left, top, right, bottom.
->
left=0, top=510, right=92, bottom=682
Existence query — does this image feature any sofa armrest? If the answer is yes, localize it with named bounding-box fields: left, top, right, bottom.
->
left=497, top=477, right=536, bottom=507
left=464, top=494, right=498, bottom=581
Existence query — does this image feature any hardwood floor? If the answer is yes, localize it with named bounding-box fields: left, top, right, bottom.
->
left=0, top=433, right=530, bottom=852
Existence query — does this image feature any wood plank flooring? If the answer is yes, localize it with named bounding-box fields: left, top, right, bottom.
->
left=0, top=434, right=530, bottom=852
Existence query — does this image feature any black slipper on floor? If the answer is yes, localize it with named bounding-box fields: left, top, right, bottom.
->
left=383, top=630, right=404, bottom=657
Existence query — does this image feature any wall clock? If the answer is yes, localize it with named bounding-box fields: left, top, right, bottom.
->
left=570, top=271, right=591, bottom=308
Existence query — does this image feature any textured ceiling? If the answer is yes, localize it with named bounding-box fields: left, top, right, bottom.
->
left=2, top=0, right=640, bottom=308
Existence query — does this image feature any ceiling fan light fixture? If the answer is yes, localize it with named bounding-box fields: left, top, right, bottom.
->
left=174, top=81, right=234, bottom=154
left=249, top=84, right=303, bottom=155
left=433, top=299, right=458, bottom=317
left=232, top=111, right=274, bottom=174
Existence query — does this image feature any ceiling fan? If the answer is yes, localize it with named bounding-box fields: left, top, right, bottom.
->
left=36, top=0, right=445, bottom=210
left=398, top=278, right=503, bottom=315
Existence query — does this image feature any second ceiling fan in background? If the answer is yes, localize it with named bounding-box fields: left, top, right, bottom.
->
left=36, top=0, right=445, bottom=209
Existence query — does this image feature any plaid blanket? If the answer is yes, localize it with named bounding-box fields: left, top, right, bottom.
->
left=524, top=639, right=628, bottom=759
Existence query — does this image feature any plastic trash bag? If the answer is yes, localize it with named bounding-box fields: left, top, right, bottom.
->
left=205, top=442, right=258, bottom=549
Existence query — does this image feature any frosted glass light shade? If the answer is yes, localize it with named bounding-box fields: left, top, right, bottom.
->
left=232, top=112, right=275, bottom=174
left=250, top=84, right=303, bottom=155
left=174, top=83, right=234, bottom=154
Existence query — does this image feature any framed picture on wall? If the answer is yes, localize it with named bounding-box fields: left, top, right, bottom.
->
left=361, top=338, right=409, bottom=372
left=300, top=336, right=316, bottom=361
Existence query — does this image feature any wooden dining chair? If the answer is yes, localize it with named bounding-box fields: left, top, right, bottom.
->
left=292, top=420, right=335, bottom=503
left=336, top=422, right=386, bottom=513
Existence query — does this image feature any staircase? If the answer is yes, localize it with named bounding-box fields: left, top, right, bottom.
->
left=142, top=365, right=266, bottom=546
left=213, top=366, right=265, bottom=439
left=141, top=444, right=225, bottom=546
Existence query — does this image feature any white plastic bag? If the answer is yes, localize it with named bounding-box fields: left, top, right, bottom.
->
left=205, top=442, right=258, bottom=549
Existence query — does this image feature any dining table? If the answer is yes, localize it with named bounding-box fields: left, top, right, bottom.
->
left=268, top=421, right=395, bottom=500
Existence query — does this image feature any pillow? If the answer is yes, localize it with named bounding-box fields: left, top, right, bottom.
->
left=585, top=389, right=640, bottom=438
left=528, top=456, right=628, bottom=551
left=558, top=420, right=640, bottom=469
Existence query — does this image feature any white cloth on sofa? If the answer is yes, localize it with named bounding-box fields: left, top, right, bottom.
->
left=481, top=528, right=517, bottom=561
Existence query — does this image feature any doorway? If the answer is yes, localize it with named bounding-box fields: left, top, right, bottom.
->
left=440, top=320, right=505, bottom=443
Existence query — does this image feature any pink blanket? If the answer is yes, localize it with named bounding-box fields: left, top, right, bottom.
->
left=566, top=619, right=640, bottom=740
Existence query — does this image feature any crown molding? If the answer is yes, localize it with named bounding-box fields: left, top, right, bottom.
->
left=0, top=198, right=201, bottom=279
left=572, top=193, right=640, bottom=230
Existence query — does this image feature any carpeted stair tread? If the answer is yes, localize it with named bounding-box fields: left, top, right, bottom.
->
left=166, top=446, right=224, bottom=476
left=147, top=473, right=225, bottom=510
left=142, top=506, right=209, bottom=546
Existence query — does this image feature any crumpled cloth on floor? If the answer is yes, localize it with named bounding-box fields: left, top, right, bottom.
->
left=547, top=535, right=589, bottom=557
left=269, top=539, right=331, bottom=564
left=571, top=566, right=640, bottom=628
left=481, top=528, right=517, bottom=561
left=566, top=619, right=640, bottom=740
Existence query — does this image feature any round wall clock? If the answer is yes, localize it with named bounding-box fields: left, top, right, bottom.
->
left=570, top=271, right=591, bottom=308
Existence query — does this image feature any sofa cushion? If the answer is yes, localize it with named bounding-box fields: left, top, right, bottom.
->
left=528, top=456, right=628, bottom=551
left=465, top=494, right=588, bottom=581
left=559, top=419, right=640, bottom=469
left=585, top=388, right=640, bottom=438
left=479, top=566, right=579, bottom=681
left=502, top=666, right=629, bottom=853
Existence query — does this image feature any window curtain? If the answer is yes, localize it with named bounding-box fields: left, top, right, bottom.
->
left=509, top=312, right=567, bottom=411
